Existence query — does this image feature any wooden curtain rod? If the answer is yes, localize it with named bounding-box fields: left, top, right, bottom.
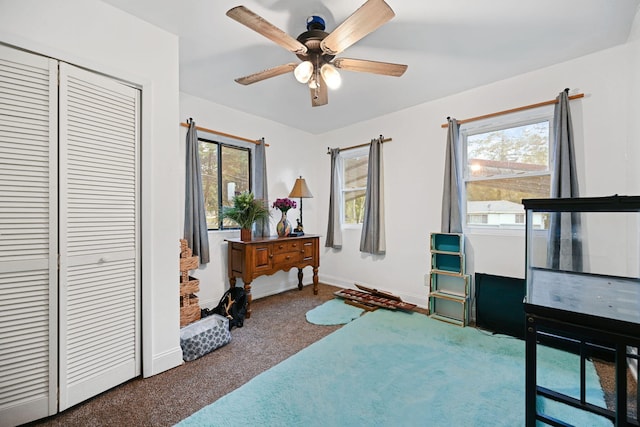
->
left=440, top=93, right=585, bottom=128
left=326, top=137, right=392, bottom=154
left=180, top=121, right=268, bottom=146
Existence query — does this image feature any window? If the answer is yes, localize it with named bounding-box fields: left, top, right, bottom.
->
left=468, top=214, right=488, bottom=225
left=462, top=110, right=553, bottom=230
left=341, top=147, right=369, bottom=225
left=199, top=137, right=251, bottom=230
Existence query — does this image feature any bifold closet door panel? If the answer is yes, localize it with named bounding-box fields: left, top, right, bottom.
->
left=58, top=63, right=140, bottom=410
left=0, top=45, right=58, bottom=427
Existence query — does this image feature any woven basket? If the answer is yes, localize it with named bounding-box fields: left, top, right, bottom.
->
left=180, top=293, right=199, bottom=307
left=187, top=294, right=199, bottom=306
left=180, top=255, right=199, bottom=272
left=180, top=277, right=200, bottom=295
left=179, top=239, right=201, bottom=327
left=180, top=271, right=189, bottom=283
left=180, top=304, right=201, bottom=327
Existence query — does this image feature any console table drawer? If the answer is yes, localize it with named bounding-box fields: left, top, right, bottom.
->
left=273, top=251, right=303, bottom=265
left=273, top=240, right=305, bottom=254
left=301, top=240, right=314, bottom=260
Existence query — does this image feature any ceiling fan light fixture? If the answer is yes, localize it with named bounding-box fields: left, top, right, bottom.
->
left=294, top=61, right=313, bottom=84
left=320, top=63, right=341, bottom=89
left=227, top=2, right=407, bottom=106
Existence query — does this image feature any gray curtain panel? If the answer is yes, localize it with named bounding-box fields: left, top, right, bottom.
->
left=360, top=138, right=386, bottom=255
left=441, top=117, right=463, bottom=233
left=547, top=89, right=583, bottom=271
left=254, top=138, right=270, bottom=237
left=184, top=119, right=210, bottom=264
left=325, top=148, right=343, bottom=249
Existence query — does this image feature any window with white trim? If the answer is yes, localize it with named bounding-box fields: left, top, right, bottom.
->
left=461, top=109, right=554, bottom=231
left=341, top=147, right=369, bottom=225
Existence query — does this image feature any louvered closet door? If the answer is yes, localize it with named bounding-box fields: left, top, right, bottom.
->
left=58, top=63, right=140, bottom=410
left=0, top=45, right=58, bottom=427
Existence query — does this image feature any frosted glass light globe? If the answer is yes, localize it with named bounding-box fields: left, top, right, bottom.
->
left=320, top=63, right=341, bottom=89
left=294, top=61, right=313, bottom=84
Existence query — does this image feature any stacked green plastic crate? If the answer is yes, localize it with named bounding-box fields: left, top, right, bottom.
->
left=428, top=233, right=470, bottom=326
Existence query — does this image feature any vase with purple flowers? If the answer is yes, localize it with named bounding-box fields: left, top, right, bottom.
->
left=272, top=197, right=296, bottom=237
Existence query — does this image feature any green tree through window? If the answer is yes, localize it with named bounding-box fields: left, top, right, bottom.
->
left=342, top=149, right=368, bottom=224
left=463, top=118, right=552, bottom=229
left=198, top=138, right=251, bottom=230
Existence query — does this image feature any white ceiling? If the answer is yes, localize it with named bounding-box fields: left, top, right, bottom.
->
left=102, top=0, right=639, bottom=134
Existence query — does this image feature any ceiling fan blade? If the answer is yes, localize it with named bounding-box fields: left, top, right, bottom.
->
left=333, top=58, right=407, bottom=77
left=234, top=63, right=297, bottom=85
left=310, top=75, right=328, bottom=107
left=226, top=6, right=308, bottom=55
left=320, top=0, right=395, bottom=55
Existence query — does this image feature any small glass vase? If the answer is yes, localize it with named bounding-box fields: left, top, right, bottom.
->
left=276, top=210, right=291, bottom=237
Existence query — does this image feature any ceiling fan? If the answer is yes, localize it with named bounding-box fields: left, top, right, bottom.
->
left=226, top=0, right=408, bottom=107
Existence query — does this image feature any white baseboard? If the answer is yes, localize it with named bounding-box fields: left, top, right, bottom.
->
left=144, top=346, right=184, bottom=378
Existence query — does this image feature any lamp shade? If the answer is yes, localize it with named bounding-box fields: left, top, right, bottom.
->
left=289, top=177, right=313, bottom=198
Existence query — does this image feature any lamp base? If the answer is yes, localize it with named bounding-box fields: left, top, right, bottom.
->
left=289, top=231, right=304, bottom=237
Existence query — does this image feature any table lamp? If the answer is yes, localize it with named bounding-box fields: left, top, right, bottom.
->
left=288, top=176, right=313, bottom=235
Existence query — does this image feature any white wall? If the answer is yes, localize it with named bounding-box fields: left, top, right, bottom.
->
left=3, top=0, right=637, bottom=387
left=628, top=6, right=640, bottom=196
left=179, top=93, right=323, bottom=309
left=313, top=38, right=640, bottom=308
left=182, top=27, right=640, bottom=316
left=0, top=0, right=183, bottom=376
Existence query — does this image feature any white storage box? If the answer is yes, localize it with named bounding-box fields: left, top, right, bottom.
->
left=180, top=314, right=231, bottom=361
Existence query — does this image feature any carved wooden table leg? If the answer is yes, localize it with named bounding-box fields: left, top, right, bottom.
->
left=312, top=266, right=319, bottom=295
left=297, top=268, right=303, bottom=290
left=244, top=280, right=252, bottom=319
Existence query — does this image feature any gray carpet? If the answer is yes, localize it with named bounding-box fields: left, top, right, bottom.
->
left=28, top=284, right=341, bottom=426
left=26, top=283, right=635, bottom=426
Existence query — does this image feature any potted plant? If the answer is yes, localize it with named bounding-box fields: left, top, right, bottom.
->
left=222, top=191, right=270, bottom=241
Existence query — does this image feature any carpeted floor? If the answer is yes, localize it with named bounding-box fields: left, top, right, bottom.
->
left=26, top=283, right=636, bottom=426
left=27, top=284, right=341, bottom=427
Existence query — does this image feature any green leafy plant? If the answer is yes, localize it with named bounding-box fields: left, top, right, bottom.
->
left=222, top=191, right=270, bottom=230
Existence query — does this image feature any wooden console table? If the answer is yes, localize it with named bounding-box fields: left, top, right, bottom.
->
left=225, top=235, right=320, bottom=318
